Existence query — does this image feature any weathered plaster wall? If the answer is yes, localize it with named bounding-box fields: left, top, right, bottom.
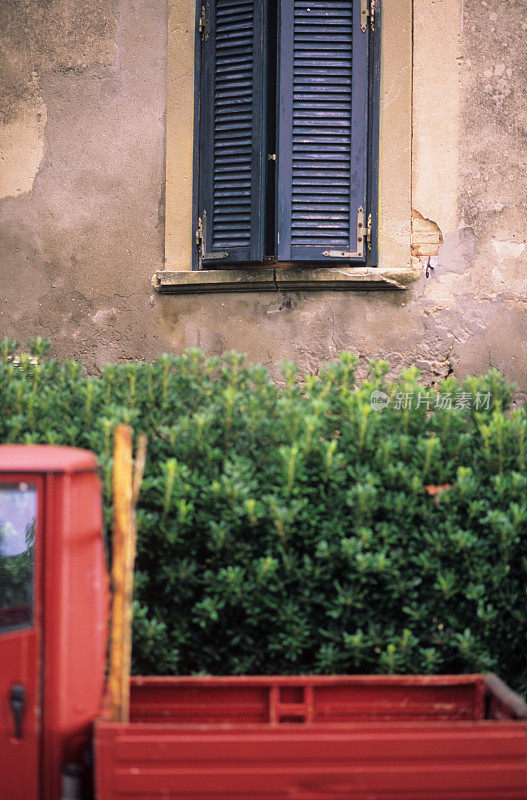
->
left=411, top=0, right=527, bottom=387
left=0, top=0, right=171, bottom=363
left=1, top=0, right=525, bottom=390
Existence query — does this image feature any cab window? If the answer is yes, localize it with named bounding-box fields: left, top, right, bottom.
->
left=0, top=483, right=37, bottom=632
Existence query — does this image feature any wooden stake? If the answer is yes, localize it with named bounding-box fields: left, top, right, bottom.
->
left=121, top=432, right=147, bottom=720
left=108, top=424, right=147, bottom=723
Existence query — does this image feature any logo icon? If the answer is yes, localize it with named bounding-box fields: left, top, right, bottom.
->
left=370, top=390, right=390, bottom=410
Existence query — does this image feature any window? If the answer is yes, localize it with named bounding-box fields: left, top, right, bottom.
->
left=0, top=483, right=36, bottom=632
left=192, top=0, right=378, bottom=269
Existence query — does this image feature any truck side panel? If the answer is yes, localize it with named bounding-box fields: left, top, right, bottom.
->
left=95, top=719, right=527, bottom=800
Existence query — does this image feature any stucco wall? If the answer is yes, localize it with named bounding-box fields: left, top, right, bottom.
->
left=0, top=0, right=525, bottom=389
left=0, top=0, right=168, bottom=363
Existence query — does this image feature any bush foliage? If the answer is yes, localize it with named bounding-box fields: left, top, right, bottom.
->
left=0, top=337, right=526, bottom=693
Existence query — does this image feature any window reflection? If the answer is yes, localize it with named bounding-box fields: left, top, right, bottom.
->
left=0, top=483, right=37, bottom=632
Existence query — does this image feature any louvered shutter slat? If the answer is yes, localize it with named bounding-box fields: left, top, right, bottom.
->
left=198, top=0, right=267, bottom=265
left=277, top=0, right=369, bottom=261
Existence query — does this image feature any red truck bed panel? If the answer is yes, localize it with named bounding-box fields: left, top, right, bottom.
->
left=127, top=674, right=486, bottom=724
left=96, top=722, right=527, bottom=799
left=94, top=675, right=527, bottom=800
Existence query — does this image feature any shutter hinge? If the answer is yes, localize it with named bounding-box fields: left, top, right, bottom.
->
left=366, top=212, right=372, bottom=250
left=196, top=211, right=228, bottom=268
left=199, top=3, right=210, bottom=41
left=195, top=216, right=204, bottom=266
left=323, top=207, right=367, bottom=260
left=361, top=0, right=375, bottom=32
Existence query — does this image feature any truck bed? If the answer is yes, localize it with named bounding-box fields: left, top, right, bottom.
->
left=95, top=674, right=527, bottom=800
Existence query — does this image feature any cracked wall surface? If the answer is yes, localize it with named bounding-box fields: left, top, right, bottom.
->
left=0, top=0, right=525, bottom=392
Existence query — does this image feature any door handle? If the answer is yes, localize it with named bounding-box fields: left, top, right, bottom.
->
left=9, top=684, right=26, bottom=739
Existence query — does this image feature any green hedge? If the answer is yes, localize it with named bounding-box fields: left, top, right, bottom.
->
left=1, top=338, right=526, bottom=693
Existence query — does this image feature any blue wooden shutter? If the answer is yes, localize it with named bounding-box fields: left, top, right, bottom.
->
left=198, top=0, right=268, bottom=266
left=277, top=0, right=369, bottom=263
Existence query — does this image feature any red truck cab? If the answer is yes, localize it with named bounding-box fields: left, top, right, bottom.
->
left=0, top=446, right=108, bottom=800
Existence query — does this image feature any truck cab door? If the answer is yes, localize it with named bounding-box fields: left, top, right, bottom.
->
left=0, top=478, right=42, bottom=800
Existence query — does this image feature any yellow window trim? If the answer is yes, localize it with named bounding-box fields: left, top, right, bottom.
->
left=162, top=0, right=413, bottom=289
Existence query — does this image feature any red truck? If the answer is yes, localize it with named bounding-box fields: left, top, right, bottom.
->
left=1, top=444, right=526, bottom=800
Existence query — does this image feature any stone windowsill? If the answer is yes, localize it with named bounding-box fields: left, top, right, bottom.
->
left=152, top=265, right=421, bottom=294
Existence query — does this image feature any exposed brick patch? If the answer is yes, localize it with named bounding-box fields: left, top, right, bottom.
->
left=411, top=209, right=444, bottom=258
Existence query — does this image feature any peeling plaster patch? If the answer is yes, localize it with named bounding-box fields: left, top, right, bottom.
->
left=491, top=237, right=527, bottom=294
left=446, top=298, right=527, bottom=385
left=433, top=227, right=477, bottom=275
left=492, top=239, right=526, bottom=261
left=0, top=0, right=117, bottom=197
left=411, top=210, right=444, bottom=258
left=420, top=271, right=469, bottom=307
left=92, top=307, right=119, bottom=325
left=0, top=93, right=47, bottom=198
